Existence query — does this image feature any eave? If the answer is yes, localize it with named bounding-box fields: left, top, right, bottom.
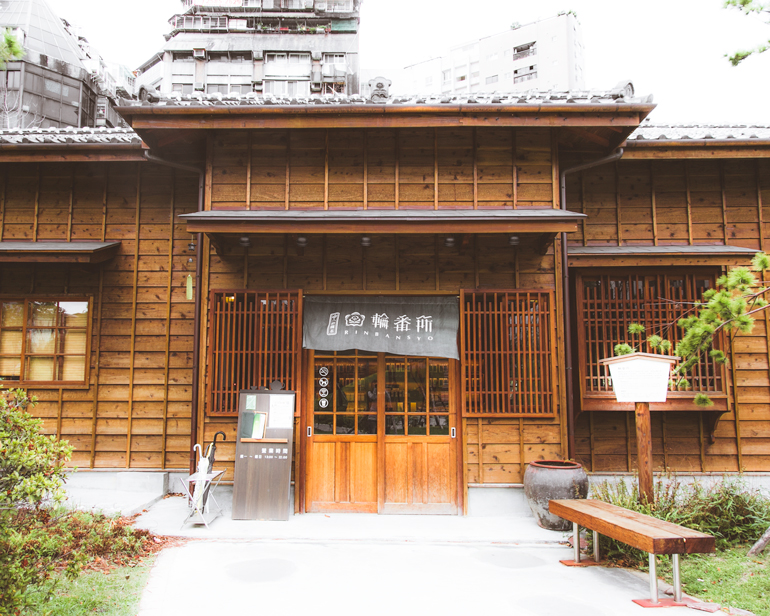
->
left=181, top=208, right=587, bottom=236
left=623, top=139, right=770, bottom=159
left=0, top=241, right=122, bottom=263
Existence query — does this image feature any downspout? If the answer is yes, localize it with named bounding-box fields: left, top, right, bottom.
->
left=559, top=148, right=624, bottom=459
left=143, top=151, right=205, bottom=474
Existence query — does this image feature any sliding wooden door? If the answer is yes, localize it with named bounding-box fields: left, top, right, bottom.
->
left=305, top=351, right=378, bottom=512
left=381, top=356, right=458, bottom=514
left=304, top=352, right=460, bottom=514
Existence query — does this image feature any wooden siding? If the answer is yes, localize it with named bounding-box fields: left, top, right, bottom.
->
left=0, top=161, right=198, bottom=470
left=567, top=158, right=770, bottom=473
left=195, top=124, right=566, bottom=484
left=209, top=127, right=555, bottom=211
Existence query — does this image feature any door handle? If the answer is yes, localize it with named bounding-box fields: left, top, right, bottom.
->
left=307, top=426, right=312, bottom=437
left=451, top=427, right=456, bottom=438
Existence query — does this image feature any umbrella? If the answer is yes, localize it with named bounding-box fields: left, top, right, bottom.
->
left=200, top=431, right=226, bottom=509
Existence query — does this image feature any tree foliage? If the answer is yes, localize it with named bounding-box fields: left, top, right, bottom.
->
left=0, top=389, right=74, bottom=614
left=614, top=253, right=769, bottom=406
left=0, top=29, right=24, bottom=70
left=724, top=0, right=770, bottom=65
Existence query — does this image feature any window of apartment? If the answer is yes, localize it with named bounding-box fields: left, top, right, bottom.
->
left=456, top=74, right=467, bottom=82
left=471, top=71, right=480, bottom=80
left=485, top=75, right=498, bottom=85
left=172, top=83, right=194, bottom=94
left=512, top=42, right=537, bottom=62
left=442, top=69, right=451, bottom=83
left=208, top=84, right=253, bottom=94
left=173, top=52, right=194, bottom=62
left=513, top=64, right=537, bottom=84
left=231, top=52, right=252, bottom=63
left=0, top=299, right=91, bottom=386
left=327, top=0, right=353, bottom=11
left=486, top=52, right=498, bottom=62
left=266, top=53, right=311, bottom=64
left=209, top=53, right=229, bottom=63
left=264, top=80, right=311, bottom=96
left=3, top=70, right=21, bottom=89
left=323, top=53, right=346, bottom=65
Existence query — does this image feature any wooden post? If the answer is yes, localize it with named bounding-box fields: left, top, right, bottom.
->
left=635, top=401, right=654, bottom=504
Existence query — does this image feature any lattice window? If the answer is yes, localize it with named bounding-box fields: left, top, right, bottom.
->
left=577, top=271, right=725, bottom=398
left=207, top=290, right=302, bottom=416
left=461, top=290, right=556, bottom=417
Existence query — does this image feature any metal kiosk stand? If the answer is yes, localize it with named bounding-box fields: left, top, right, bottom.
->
left=232, top=385, right=296, bottom=521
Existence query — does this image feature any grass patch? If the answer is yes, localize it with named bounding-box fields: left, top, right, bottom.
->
left=587, top=476, right=770, bottom=616
left=29, top=557, right=156, bottom=616
left=657, top=547, right=769, bottom=616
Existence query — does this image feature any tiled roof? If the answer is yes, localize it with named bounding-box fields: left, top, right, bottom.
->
left=0, top=127, right=142, bottom=145
left=120, top=88, right=653, bottom=108
left=629, top=125, right=770, bottom=141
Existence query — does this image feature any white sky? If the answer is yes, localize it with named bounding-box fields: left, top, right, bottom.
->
left=46, top=0, right=770, bottom=124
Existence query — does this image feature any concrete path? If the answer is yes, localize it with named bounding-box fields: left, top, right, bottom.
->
left=133, top=493, right=695, bottom=616
left=138, top=540, right=686, bottom=616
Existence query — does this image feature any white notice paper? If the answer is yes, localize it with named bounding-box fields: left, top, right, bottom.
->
left=245, top=395, right=257, bottom=410
left=268, top=395, right=295, bottom=429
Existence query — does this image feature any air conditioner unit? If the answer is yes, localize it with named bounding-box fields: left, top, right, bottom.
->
left=194, top=82, right=205, bottom=91
left=193, top=49, right=206, bottom=60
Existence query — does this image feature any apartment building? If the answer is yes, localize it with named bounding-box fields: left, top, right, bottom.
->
left=398, top=13, right=584, bottom=95
left=135, top=0, right=361, bottom=98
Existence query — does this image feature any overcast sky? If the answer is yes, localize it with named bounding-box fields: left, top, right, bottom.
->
left=46, top=0, right=770, bottom=124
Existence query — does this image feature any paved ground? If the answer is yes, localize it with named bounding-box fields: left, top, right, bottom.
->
left=132, top=491, right=695, bottom=616
left=138, top=540, right=678, bottom=616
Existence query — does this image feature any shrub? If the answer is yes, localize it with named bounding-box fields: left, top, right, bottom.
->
left=0, top=388, right=76, bottom=614
left=0, top=389, right=162, bottom=614
left=589, top=475, right=770, bottom=565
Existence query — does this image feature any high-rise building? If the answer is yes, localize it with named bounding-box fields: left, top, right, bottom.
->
left=397, top=13, right=585, bottom=95
left=0, top=0, right=132, bottom=128
left=135, top=0, right=361, bottom=99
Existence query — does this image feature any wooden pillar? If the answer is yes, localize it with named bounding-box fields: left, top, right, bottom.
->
left=635, top=402, right=654, bottom=504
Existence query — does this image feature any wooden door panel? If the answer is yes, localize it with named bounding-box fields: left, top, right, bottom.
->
left=383, top=438, right=456, bottom=514
left=307, top=439, right=377, bottom=513
left=384, top=442, right=408, bottom=504
left=308, top=442, right=335, bottom=505
left=427, top=442, right=454, bottom=504
left=351, top=442, right=378, bottom=504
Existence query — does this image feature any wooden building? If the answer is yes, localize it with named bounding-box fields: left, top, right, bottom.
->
left=1, top=92, right=768, bottom=515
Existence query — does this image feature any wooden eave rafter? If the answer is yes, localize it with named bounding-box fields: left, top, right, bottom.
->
left=0, top=143, right=148, bottom=163
left=181, top=209, right=586, bottom=236
left=0, top=241, right=122, bottom=263
left=117, top=103, right=656, bottom=131
left=623, top=140, right=770, bottom=159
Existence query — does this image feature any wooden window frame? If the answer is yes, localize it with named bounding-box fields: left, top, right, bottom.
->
left=207, top=289, right=303, bottom=417
left=575, top=268, right=729, bottom=412
left=0, top=296, right=93, bottom=389
left=461, top=289, right=557, bottom=418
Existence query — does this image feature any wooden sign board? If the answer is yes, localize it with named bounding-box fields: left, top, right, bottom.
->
left=232, top=389, right=295, bottom=521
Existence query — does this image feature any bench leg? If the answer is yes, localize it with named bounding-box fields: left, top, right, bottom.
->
left=593, top=530, right=600, bottom=562
left=648, top=553, right=659, bottom=604
left=573, top=522, right=580, bottom=563
left=672, top=554, right=682, bottom=602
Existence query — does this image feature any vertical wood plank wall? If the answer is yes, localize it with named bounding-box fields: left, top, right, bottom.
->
left=5, top=136, right=768, bottom=481
left=0, top=161, right=198, bottom=469
left=202, top=127, right=563, bottom=483
left=567, top=158, right=770, bottom=473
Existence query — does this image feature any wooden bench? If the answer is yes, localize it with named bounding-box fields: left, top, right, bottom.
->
left=549, top=499, right=715, bottom=607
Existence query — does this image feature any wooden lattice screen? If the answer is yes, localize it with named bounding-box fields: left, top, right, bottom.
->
left=207, top=290, right=302, bottom=416
left=461, top=290, right=556, bottom=417
left=577, top=272, right=724, bottom=397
